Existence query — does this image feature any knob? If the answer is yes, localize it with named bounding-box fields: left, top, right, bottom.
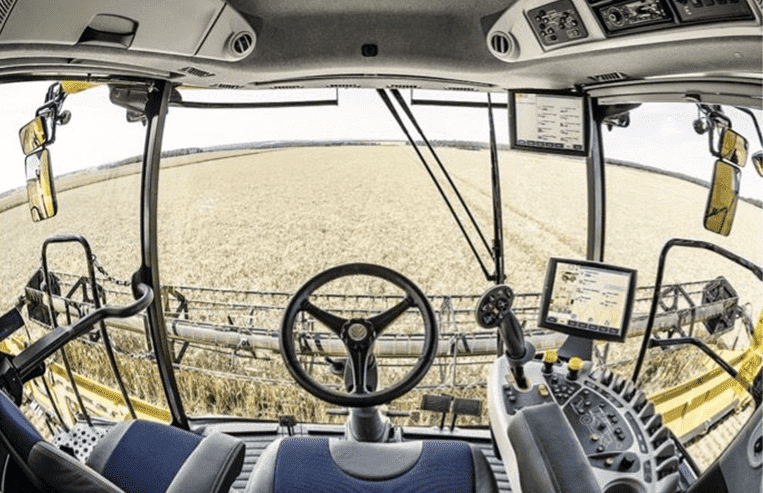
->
left=567, top=357, right=583, bottom=380
left=619, top=452, right=638, bottom=471
left=543, top=350, right=558, bottom=373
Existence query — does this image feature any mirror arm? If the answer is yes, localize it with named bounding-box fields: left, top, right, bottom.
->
left=11, top=282, right=153, bottom=382
left=734, top=106, right=763, bottom=148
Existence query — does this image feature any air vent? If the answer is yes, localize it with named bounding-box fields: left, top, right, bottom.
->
left=271, top=85, right=304, bottom=90
left=229, top=32, right=255, bottom=58
left=387, top=84, right=419, bottom=89
left=328, top=83, right=361, bottom=89
left=0, top=0, right=17, bottom=31
left=588, top=72, right=628, bottom=82
left=180, top=66, right=215, bottom=78
left=444, top=87, right=477, bottom=92
left=212, top=84, right=243, bottom=90
left=490, top=33, right=511, bottom=55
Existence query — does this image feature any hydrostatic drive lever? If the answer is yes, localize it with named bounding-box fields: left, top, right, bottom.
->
left=476, top=285, right=535, bottom=388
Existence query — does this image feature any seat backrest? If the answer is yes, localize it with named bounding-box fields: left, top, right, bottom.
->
left=246, top=436, right=498, bottom=493
left=0, top=390, right=125, bottom=493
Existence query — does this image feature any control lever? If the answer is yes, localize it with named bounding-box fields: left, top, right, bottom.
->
left=476, top=285, right=535, bottom=388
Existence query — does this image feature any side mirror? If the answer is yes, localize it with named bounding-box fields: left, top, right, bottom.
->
left=753, top=151, right=763, bottom=177
left=25, top=149, right=57, bottom=222
left=703, top=160, right=740, bottom=236
left=718, top=128, right=748, bottom=166
left=18, top=116, right=49, bottom=155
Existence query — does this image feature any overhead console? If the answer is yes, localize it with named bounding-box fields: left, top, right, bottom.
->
left=592, top=0, right=754, bottom=36
left=486, top=0, right=759, bottom=63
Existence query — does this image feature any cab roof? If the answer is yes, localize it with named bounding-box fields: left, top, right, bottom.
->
left=0, top=0, right=759, bottom=99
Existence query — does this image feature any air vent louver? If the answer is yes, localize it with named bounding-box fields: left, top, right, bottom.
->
left=328, top=83, right=361, bottom=89
left=588, top=72, right=628, bottom=82
left=229, top=32, right=254, bottom=57
left=212, top=84, right=243, bottom=90
left=387, top=84, right=419, bottom=89
left=271, top=85, right=304, bottom=90
left=490, top=33, right=511, bottom=55
left=444, top=87, right=477, bottom=92
left=180, top=66, right=215, bottom=78
left=0, top=0, right=17, bottom=32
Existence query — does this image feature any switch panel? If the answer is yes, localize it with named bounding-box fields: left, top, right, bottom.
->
left=669, top=0, right=753, bottom=24
left=527, top=0, right=588, bottom=47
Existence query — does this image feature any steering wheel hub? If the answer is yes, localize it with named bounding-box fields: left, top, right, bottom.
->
left=347, top=322, right=369, bottom=342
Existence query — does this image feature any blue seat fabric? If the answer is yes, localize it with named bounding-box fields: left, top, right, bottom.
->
left=273, top=438, right=474, bottom=493
left=0, top=391, right=42, bottom=459
left=100, top=421, right=202, bottom=493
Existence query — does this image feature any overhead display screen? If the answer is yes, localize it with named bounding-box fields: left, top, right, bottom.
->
left=509, top=91, right=588, bottom=156
left=539, top=258, right=637, bottom=342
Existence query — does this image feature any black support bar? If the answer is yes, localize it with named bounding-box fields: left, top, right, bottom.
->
left=137, top=80, right=189, bottom=429
left=487, top=93, right=505, bottom=284
left=632, top=238, right=763, bottom=383
left=377, top=89, right=493, bottom=281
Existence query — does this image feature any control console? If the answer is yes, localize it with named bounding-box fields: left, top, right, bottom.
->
left=489, top=353, right=683, bottom=493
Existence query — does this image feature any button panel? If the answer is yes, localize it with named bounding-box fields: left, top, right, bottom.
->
left=669, top=0, right=753, bottom=23
left=527, top=0, right=588, bottom=46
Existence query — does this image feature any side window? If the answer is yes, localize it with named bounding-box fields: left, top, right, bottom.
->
left=0, top=82, right=170, bottom=430
left=602, top=103, right=763, bottom=470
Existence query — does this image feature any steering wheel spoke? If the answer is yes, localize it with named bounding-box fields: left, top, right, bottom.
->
left=348, top=346, right=371, bottom=394
left=301, top=300, right=347, bottom=335
left=369, top=295, right=414, bottom=335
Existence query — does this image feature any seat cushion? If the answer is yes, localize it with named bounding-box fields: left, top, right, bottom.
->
left=247, top=437, right=498, bottom=493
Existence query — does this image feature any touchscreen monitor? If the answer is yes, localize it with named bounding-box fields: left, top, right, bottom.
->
left=539, top=258, right=637, bottom=342
left=509, top=91, right=588, bottom=156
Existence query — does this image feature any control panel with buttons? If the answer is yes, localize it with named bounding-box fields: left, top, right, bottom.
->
left=495, top=353, right=682, bottom=492
left=526, top=0, right=588, bottom=47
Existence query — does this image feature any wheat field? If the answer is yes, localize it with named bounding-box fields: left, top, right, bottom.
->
left=1, top=144, right=761, bottom=468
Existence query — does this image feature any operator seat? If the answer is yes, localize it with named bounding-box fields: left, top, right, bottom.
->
left=245, top=436, right=499, bottom=493
left=0, top=390, right=245, bottom=493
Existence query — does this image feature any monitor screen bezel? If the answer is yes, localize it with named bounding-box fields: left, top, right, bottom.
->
left=538, top=258, right=638, bottom=342
left=508, top=89, right=590, bottom=157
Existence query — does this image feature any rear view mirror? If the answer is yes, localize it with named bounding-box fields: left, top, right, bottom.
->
left=753, top=151, right=763, bottom=177
left=18, top=116, right=48, bottom=155
left=25, top=149, right=57, bottom=222
left=718, top=128, right=748, bottom=166
left=703, top=160, right=740, bottom=236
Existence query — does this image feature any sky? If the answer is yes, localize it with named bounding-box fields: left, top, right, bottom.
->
left=1, top=82, right=761, bottom=200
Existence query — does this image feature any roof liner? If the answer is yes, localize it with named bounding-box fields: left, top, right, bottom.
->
left=0, top=0, right=758, bottom=92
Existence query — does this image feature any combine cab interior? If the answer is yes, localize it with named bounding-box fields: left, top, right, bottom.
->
left=0, top=1, right=760, bottom=492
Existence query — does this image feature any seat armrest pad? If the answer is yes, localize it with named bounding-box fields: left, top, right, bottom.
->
left=29, top=442, right=126, bottom=493
left=166, top=432, right=245, bottom=493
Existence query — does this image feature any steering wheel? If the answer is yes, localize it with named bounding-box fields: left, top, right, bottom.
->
left=280, top=263, right=437, bottom=408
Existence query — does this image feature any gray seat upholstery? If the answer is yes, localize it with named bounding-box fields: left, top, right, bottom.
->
left=245, top=436, right=499, bottom=493
left=507, top=402, right=602, bottom=493
left=0, top=390, right=245, bottom=493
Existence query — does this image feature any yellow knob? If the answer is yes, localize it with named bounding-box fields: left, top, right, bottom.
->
left=568, top=357, right=583, bottom=372
left=544, top=350, right=558, bottom=364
